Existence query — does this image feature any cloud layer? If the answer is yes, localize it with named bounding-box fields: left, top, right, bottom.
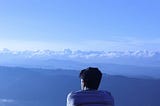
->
left=1, top=48, right=159, bottom=58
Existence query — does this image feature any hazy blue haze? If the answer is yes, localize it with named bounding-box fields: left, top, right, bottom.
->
left=0, top=1, right=160, bottom=105
left=0, top=66, right=160, bottom=106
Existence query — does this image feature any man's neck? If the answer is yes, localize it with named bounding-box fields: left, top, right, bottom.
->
left=83, top=87, right=97, bottom=91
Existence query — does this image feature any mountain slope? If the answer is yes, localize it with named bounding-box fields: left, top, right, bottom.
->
left=0, top=66, right=160, bottom=106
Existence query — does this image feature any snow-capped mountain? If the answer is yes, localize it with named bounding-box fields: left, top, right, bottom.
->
left=0, top=48, right=160, bottom=66
left=0, top=48, right=160, bottom=78
left=1, top=48, right=160, bottom=58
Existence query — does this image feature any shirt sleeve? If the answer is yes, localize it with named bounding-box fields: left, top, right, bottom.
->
left=66, top=92, right=73, bottom=106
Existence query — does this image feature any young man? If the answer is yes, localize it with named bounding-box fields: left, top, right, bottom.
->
left=67, top=67, right=114, bottom=106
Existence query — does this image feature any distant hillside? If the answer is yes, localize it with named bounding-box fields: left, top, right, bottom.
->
left=0, top=66, right=160, bottom=106
left=1, top=49, right=160, bottom=79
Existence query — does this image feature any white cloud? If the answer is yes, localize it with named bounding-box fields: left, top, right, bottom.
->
left=0, top=48, right=159, bottom=59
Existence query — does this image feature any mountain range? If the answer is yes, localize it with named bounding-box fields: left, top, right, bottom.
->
left=0, top=66, right=160, bottom=106
left=0, top=49, right=160, bottom=78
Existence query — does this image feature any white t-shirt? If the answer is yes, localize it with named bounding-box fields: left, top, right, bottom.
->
left=67, top=90, right=114, bottom=106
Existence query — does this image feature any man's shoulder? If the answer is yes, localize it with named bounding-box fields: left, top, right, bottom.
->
left=67, top=90, right=114, bottom=106
left=67, top=90, right=113, bottom=98
left=67, top=90, right=82, bottom=98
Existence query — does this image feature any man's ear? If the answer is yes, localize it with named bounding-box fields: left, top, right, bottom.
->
left=83, top=80, right=86, bottom=88
left=81, top=79, right=85, bottom=90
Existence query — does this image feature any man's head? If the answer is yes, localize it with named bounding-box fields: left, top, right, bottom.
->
left=79, top=67, right=102, bottom=90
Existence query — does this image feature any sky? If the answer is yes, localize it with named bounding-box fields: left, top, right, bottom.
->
left=0, top=0, right=160, bottom=51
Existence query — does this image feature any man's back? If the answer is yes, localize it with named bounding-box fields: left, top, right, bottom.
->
left=67, top=90, right=114, bottom=106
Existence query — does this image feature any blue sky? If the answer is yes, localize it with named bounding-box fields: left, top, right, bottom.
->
left=0, top=0, right=160, bottom=51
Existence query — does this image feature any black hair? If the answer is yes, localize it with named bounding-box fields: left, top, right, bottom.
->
left=79, top=67, right=102, bottom=90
